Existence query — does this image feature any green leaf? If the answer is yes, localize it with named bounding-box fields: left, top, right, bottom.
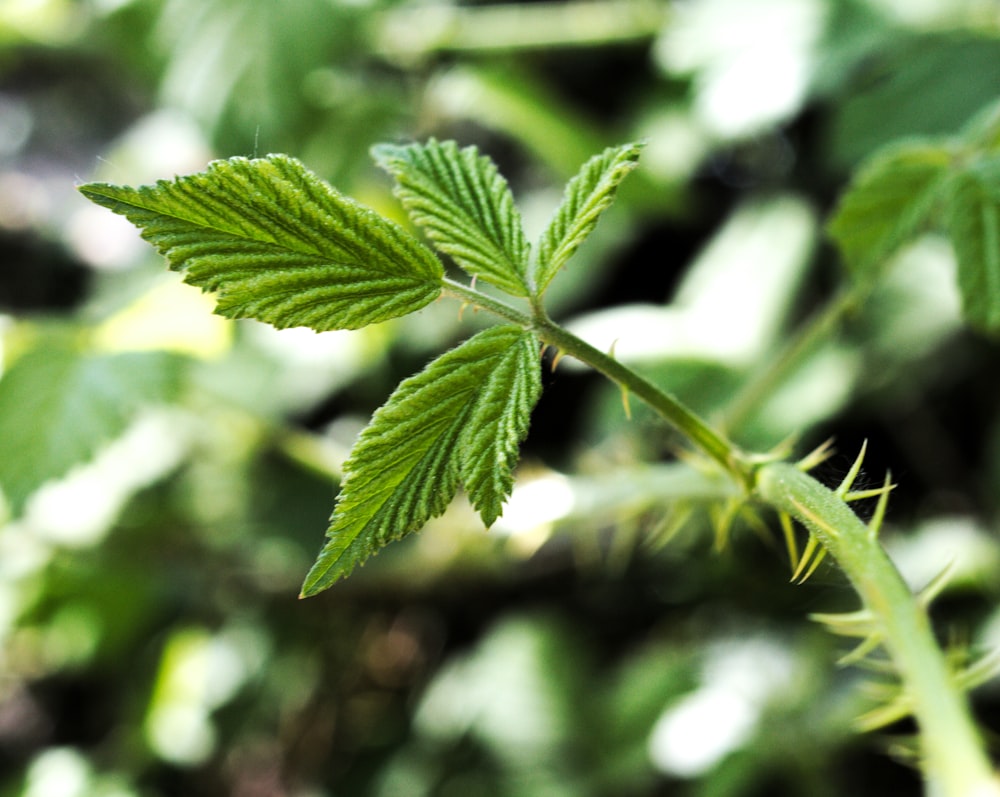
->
left=959, top=96, right=1000, bottom=152
left=826, top=141, right=953, bottom=278
left=947, top=159, right=1000, bottom=332
left=301, top=325, right=541, bottom=596
left=372, top=139, right=531, bottom=297
left=534, top=142, right=643, bottom=295
left=0, top=348, right=184, bottom=515
left=79, top=155, right=443, bottom=331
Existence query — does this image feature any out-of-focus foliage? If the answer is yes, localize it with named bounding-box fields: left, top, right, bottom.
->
left=1, top=0, right=999, bottom=795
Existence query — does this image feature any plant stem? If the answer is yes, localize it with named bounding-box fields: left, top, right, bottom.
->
left=722, top=287, right=862, bottom=435
left=376, top=0, right=667, bottom=60
left=533, top=314, right=755, bottom=488
left=719, top=273, right=999, bottom=793
left=442, top=277, right=754, bottom=486
left=443, top=276, right=999, bottom=796
left=442, top=277, right=535, bottom=328
left=757, top=463, right=1000, bottom=797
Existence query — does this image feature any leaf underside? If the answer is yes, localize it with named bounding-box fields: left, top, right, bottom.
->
left=372, top=139, right=532, bottom=297
left=301, top=325, right=541, bottom=596
left=535, top=141, right=643, bottom=294
left=826, top=141, right=952, bottom=279
left=79, top=154, right=444, bottom=331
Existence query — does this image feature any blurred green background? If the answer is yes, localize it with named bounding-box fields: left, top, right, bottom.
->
left=2, top=0, right=1000, bottom=795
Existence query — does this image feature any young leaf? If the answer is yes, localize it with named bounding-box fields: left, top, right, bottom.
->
left=826, top=141, right=953, bottom=279
left=372, top=139, right=532, bottom=297
left=947, top=158, right=1000, bottom=332
left=301, top=325, right=541, bottom=596
left=0, top=347, right=184, bottom=514
left=79, top=155, right=443, bottom=331
left=534, top=141, right=643, bottom=295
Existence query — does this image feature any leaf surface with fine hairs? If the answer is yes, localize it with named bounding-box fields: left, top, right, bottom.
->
left=301, top=325, right=541, bottom=596
left=79, top=155, right=443, bottom=331
left=373, top=139, right=532, bottom=297
left=947, top=157, right=1000, bottom=332
left=534, top=141, right=643, bottom=295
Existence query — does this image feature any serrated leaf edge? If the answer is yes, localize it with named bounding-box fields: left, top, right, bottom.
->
left=301, top=325, right=540, bottom=595
left=534, top=141, right=644, bottom=295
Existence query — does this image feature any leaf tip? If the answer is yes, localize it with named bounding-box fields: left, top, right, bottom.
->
left=298, top=568, right=336, bottom=599
left=76, top=181, right=119, bottom=208
left=477, top=505, right=502, bottom=530
left=370, top=141, right=419, bottom=172
left=298, top=574, right=330, bottom=599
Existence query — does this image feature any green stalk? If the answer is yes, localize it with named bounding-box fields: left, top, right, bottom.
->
left=376, top=0, right=667, bottom=59
left=442, top=278, right=753, bottom=486
left=757, top=463, right=999, bottom=797
left=443, top=276, right=999, bottom=796
left=722, top=287, right=862, bottom=435
left=442, top=278, right=535, bottom=328
left=532, top=314, right=754, bottom=488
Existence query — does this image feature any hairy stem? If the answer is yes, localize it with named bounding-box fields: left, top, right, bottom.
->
left=443, top=276, right=998, bottom=796
left=757, top=463, right=999, bottom=797
left=442, top=277, right=535, bottom=327
left=532, top=314, right=754, bottom=487
left=442, top=277, right=753, bottom=486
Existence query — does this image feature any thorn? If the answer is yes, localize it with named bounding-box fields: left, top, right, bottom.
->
left=835, top=439, right=868, bottom=498
left=710, top=500, right=740, bottom=551
left=957, top=648, right=1000, bottom=691
left=866, top=470, right=894, bottom=539
left=458, top=302, right=468, bottom=321
left=791, top=535, right=826, bottom=584
left=779, top=511, right=799, bottom=572
left=851, top=653, right=897, bottom=674
left=645, top=504, right=695, bottom=549
left=797, top=546, right=827, bottom=584
left=854, top=696, right=913, bottom=733
left=791, top=535, right=818, bottom=582
left=844, top=484, right=896, bottom=502
left=837, top=633, right=884, bottom=667
left=797, top=437, right=835, bottom=472
left=799, top=546, right=826, bottom=584
left=810, top=607, right=876, bottom=637
left=765, top=432, right=800, bottom=462
left=917, top=560, right=955, bottom=608
left=605, top=342, right=630, bottom=418
left=551, top=348, right=566, bottom=371
left=741, top=506, right=773, bottom=549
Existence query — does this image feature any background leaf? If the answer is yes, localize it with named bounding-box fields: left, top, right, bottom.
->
left=79, top=155, right=443, bottom=331
left=372, top=139, right=532, bottom=297
left=826, top=141, right=952, bottom=278
left=534, top=142, right=643, bottom=295
left=947, top=158, right=1000, bottom=332
left=301, top=325, right=540, bottom=596
left=0, top=347, right=184, bottom=515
